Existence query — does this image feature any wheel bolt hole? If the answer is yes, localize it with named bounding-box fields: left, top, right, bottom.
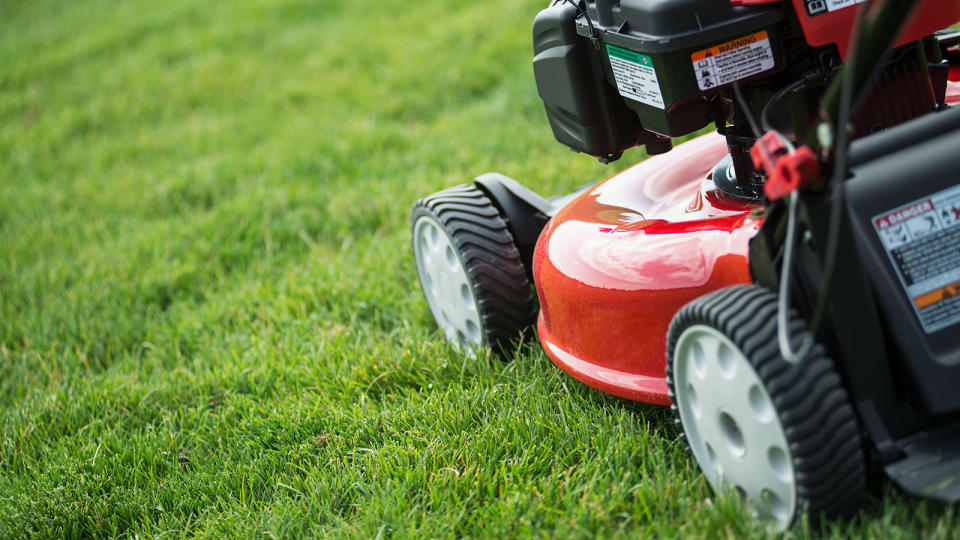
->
left=761, top=488, right=787, bottom=520
left=749, top=384, right=774, bottom=423
left=718, top=411, right=746, bottom=458
left=767, top=446, right=791, bottom=482
left=704, top=442, right=717, bottom=468
left=686, top=383, right=700, bottom=417
left=716, top=345, right=737, bottom=379
left=465, top=319, right=479, bottom=341
left=734, top=485, right=748, bottom=504
left=689, top=341, right=706, bottom=378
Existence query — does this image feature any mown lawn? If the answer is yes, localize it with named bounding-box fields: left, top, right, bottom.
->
left=1, top=0, right=958, bottom=537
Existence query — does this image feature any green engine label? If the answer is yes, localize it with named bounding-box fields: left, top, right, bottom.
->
left=606, top=45, right=665, bottom=110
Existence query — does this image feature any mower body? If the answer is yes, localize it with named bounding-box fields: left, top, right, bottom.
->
left=533, top=80, right=960, bottom=408
left=533, top=133, right=760, bottom=405
left=533, top=64, right=960, bottom=375
left=412, top=0, right=960, bottom=525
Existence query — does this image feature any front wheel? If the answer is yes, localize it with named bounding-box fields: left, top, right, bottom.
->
left=666, top=285, right=865, bottom=530
left=411, top=184, right=536, bottom=355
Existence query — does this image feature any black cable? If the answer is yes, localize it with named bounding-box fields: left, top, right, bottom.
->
left=734, top=83, right=812, bottom=361
left=761, top=78, right=806, bottom=134
left=561, top=0, right=596, bottom=40
left=732, top=82, right=794, bottom=174
left=808, top=4, right=868, bottom=335
left=778, top=191, right=815, bottom=362
left=732, top=82, right=763, bottom=139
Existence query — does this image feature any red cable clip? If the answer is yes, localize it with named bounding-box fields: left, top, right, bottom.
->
left=749, top=131, right=821, bottom=201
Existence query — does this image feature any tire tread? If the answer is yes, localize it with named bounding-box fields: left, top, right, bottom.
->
left=665, top=285, right=866, bottom=526
left=411, top=185, right=537, bottom=353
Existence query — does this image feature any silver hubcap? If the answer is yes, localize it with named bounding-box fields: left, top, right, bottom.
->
left=413, top=215, right=483, bottom=353
left=673, top=324, right=796, bottom=529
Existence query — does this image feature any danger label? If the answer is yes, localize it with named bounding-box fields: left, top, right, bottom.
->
left=691, top=31, right=775, bottom=91
left=606, top=45, right=665, bottom=110
left=874, top=199, right=935, bottom=230
left=804, top=0, right=867, bottom=17
left=873, top=184, right=960, bottom=334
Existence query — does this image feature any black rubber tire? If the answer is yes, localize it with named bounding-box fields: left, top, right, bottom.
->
left=411, top=184, right=537, bottom=354
left=665, top=284, right=866, bottom=528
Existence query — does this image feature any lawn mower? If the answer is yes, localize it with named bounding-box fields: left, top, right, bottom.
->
left=410, top=0, right=960, bottom=529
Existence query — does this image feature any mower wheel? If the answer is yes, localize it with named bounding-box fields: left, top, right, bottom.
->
left=411, top=184, right=536, bottom=355
left=666, top=285, right=865, bottom=531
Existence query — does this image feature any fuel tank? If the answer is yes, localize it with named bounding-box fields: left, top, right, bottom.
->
left=532, top=133, right=762, bottom=405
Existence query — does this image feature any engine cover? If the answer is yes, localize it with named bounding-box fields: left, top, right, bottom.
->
left=533, top=0, right=786, bottom=160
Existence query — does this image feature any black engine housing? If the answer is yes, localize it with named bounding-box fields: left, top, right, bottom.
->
left=533, top=0, right=786, bottom=160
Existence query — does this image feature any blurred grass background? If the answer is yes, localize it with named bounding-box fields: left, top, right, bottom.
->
left=2, top=0, right=959, bottom=536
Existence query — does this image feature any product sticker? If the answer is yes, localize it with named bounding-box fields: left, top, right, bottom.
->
left=606, top=45, right=665, bottom=110
left=803, top=0, right=867, bottom=17
left=873, top=183, right=960, bottom=334
left=691, top=31, right=775, bottom=91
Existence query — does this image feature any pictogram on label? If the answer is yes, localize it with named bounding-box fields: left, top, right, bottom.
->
left=606, top=45, right=665, bottom=110
left=873, top=184, right=960, bottom=334
left=804, top=0, right=867, bottom=17
left=691, top=31, right=775, bottom=91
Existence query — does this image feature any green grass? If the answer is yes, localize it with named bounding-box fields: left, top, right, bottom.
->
left=1, top=0, right=959, bottom=537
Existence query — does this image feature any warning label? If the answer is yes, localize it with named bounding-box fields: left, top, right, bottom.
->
left=873, top=184, right=960, bottom=334
left=606, top=45, right=665, bottom=110
left=804, top=0, right=867, bottom=17
left=691, top=31, right=775, bottom=91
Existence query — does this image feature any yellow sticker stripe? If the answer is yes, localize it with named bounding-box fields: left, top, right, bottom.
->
left=914, top=279, right=960, bottom=310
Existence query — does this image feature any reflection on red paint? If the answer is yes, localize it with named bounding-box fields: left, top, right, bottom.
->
left=534, top=133, right=762, bottom=405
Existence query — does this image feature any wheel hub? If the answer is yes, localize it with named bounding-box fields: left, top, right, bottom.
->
left=673, top=324, right=796, bottom=528
left=412, top=216, right=483, bottom=352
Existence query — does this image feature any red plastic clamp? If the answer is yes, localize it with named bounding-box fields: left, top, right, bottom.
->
left=750, top=131, right=821, bottom=201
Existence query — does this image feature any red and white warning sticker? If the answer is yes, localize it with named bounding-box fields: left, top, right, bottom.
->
left=873, top=183, right=960, bottom=334
left=690, top=31, right=775, bottom=91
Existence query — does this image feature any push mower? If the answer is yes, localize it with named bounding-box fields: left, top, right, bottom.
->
left=411, top=0, right=960, bottom=529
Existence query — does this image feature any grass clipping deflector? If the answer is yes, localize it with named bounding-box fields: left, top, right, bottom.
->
left=411, top=0, right=960, bottom=530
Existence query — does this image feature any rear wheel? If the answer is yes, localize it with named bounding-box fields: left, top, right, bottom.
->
left=666, top=285, right=865, bottom=530
left=411, top=184, right=536, bottom=355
